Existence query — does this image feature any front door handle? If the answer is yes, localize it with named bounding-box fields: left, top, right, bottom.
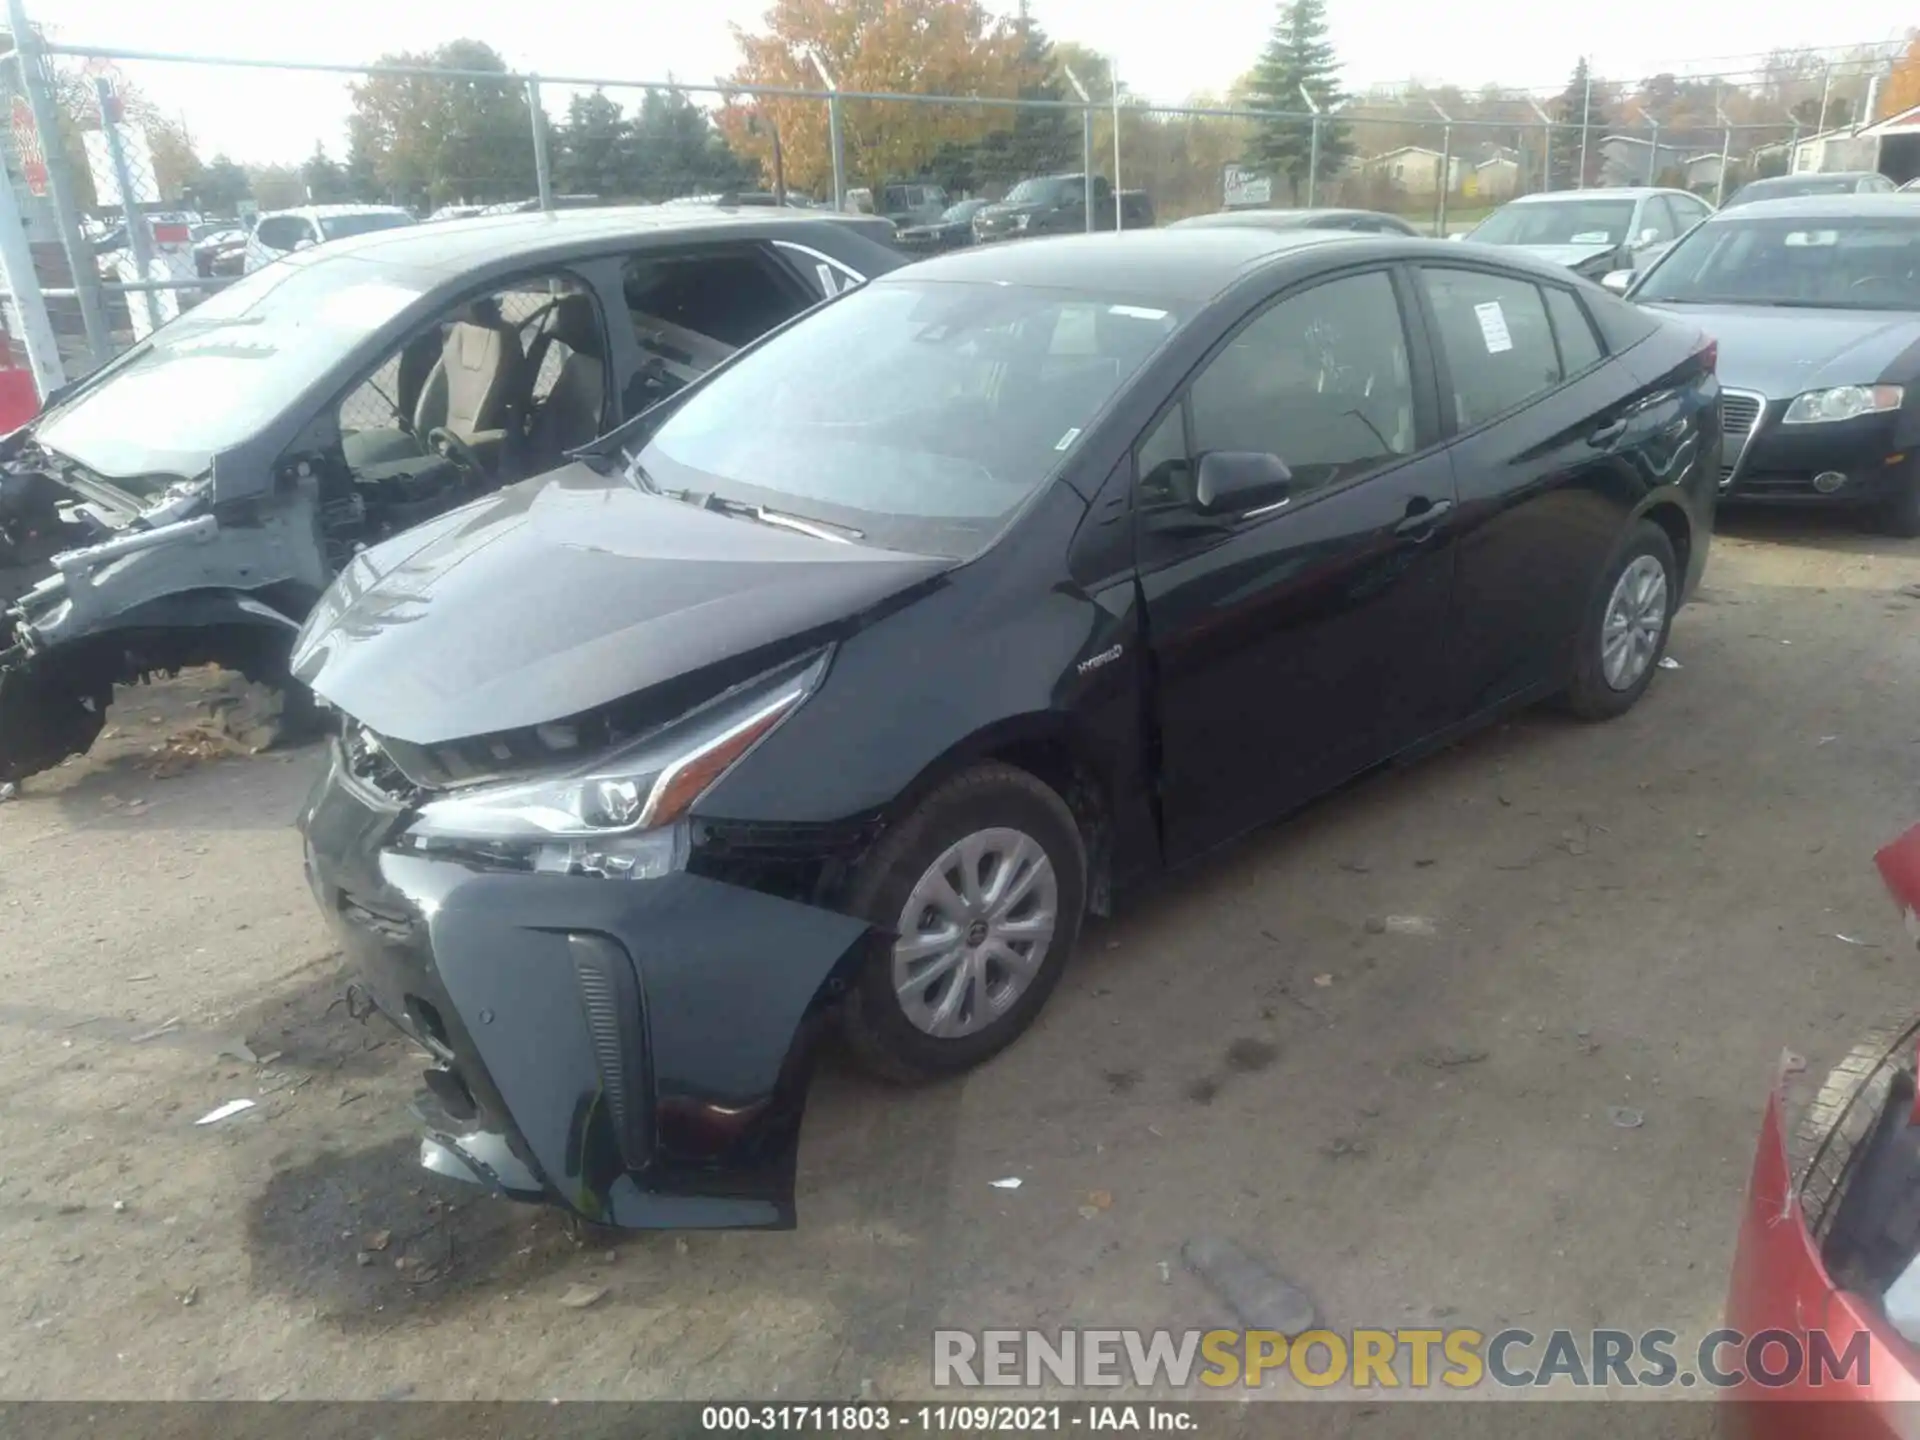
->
left=1393, top=497, right=1453, bottom=539
left=1588, top=419, right=1628, bottom=448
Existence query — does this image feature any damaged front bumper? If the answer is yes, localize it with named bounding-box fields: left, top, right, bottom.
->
left=298, top=740, right=874, bottom=1229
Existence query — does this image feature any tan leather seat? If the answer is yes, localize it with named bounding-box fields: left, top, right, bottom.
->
left=414, top=298, right=524, bottom=446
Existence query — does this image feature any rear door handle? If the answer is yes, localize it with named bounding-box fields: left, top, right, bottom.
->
left=1393, top=497, right=1453, bottom=538
left=1588, top=419, right=1628, bottom=448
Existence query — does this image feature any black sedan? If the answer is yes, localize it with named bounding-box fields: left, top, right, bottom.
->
left=1625, top=195, right=1920, bottom=532
left=895, top=197, right=990, bottom=255
left=294, top=229, right=1720, bottom=1230
left=1170, top=206, right=1421, bottom=237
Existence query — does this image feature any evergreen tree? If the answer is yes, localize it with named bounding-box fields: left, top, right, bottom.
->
left=300, top=142, right=351, bottom=203
left=1550, top=57, right=1612, bottom=188
left=976, top=6, right=1077, bottom=186
left=554, top=91, right=633, bottom=197
left=1241, top=0, right=1351, bottom=204
left=629, top=89, right=756, bottom=199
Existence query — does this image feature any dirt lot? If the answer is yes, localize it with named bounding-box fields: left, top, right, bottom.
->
left=2, top=511, right=1919, bottom=1402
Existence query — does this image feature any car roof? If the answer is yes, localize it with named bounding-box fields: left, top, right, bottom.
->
left=262, top=203, right=415, bottom=222
left=282, top=203, right=888, bottom=275
left=1502, top=187, right=1684, bottom=204
left=1741, top=171, right=1886, bottom=185
left=1170, top=207, right=1410, bottom=231
left=1703, top=193, right=1920, bottom=222
left=880, top=227, right=1394, bottom=301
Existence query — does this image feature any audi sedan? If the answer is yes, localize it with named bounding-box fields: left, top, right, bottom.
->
left=294, top=229, right=1720, bottom=1230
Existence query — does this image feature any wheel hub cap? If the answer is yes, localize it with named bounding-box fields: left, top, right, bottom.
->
left=1600, top=554, right=1669, bottom=692
left=891, top=827, right=1059, bottom=1039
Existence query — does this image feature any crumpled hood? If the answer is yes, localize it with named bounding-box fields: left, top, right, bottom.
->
left=291, top=463, right=953, bottom=745
left=1638, top=303, right=1920, bottom=397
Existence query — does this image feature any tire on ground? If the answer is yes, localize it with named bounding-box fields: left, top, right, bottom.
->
left=1560, top=518, right=1679, bottom=722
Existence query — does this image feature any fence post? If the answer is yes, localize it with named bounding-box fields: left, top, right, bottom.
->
left=1577, top=61, right=1592, bottom=190
left=0, top=154, right=63, bottom=398
left=1111, top=55, right=1123, bottom=233
left=1646, top=118, right=1660, bottom=185
left=1429, top=100, right=1452, bottom=236
left=527, top=74, right=553, bottom=211
left=8, top=0, right=112, bottom=367
left=95, top=76, right=160, bottom=335
left=1062, top=66, right=1094, bottom=233
left=1718, top=126, right=1731, bottom=205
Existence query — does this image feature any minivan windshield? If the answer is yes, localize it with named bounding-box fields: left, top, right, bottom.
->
left=1634, top=216, right=1920, bottom=309
left=631, top=279, right=1182, bottom=557
left=36, top=255, right=430, bottom=482
left=1468, top=198, right=1637, bottom=246
left=318, top=211, right=417, bottom=241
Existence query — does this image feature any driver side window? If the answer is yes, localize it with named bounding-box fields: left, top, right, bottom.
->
left=1178, top=270, right=1416, bottom=501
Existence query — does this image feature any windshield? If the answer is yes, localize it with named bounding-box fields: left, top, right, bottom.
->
left=1005, top=178, right=1070, bottom=205
left=318, top=211, right=416, bottom=241
left=1468, top=199, right=1637, bottom=247
left=1635, top=216, right=1920, bottom=309
left=1727, top=177, right=1862, bottom=207
left=632, top=279, right=1182, bottom=557
left=36, top=255, right=430, bottom=481
left=941, top=200, right=983, bottom=223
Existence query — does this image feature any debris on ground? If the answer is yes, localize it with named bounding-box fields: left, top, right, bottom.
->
left=1320, top=1135, right=1369, bottom=1159
left=1375, top=915, right=1438, bottom=937
left=214, top=1038, right=258, bottom=1064
left=1087, top=1190, right=1114, bottom=1210
left=1607, top=1106, right=1645, bottom=1129
left=1180, top=1236, right=1317, bottom=1334
left=1313, top=973, right=1334, bottom=988
left=130, top=1018, right=182, bottom=1044
left=1818, top=735, right=1839, bottom=747
left=558, top=1283, right=607, bottom=1310
left=1158, top=1261, right=1172, bottom=1284
left=989, top=1177, right=1023, bottom=1190
left=1077, top=1205, right=1101, bottom=1220
left=1832, top=933, right=1873, bottom=947
left=1422, top=1046, right=1489, bottom=1070
left=193, top=1098, right=255, bottom=1126
left=146, top=723, right=244, bottom=780
left=1658, top=656, right=1682, bottom=671
left=364, top=1229, right=392, bottom=1253
left=0, top=781, right=16, bottom=803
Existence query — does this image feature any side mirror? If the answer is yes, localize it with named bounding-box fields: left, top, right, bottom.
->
left=1196, top=451, right=1293, bottom=515
left=1600, top=270, right=1634, bottom=294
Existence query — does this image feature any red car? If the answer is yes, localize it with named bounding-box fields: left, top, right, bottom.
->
left=1725, top=823, right=1920, bottom=1432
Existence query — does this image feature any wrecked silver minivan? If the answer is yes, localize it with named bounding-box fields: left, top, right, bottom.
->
left=0, top=206, right=901, bottom=783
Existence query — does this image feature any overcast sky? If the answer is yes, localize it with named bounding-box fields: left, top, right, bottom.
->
left=46, top=0, right=1918, bottom=166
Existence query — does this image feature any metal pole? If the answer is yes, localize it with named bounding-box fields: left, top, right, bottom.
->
left=0, top=156, right=64, bottom=397
left=806, top=51, right=844, bottom=213
left=1300, top=85, right=1322, bottom=208
left=1647, top=118, right=1659, bottom=184
left=9, top=0, right=112, bottom=365
left=1063, top=66, right=1093, bottom=233
left=770, top=123, right=786, bottom=207
left=1430, top=100, right=1452, bottom=236
left=1816, top=66, right=1833, bottom=134
left=95, top=77, right=160, bottom=335
left=1528, top=98, right=1553, bottom=194
left=1111, top=55, right=1122, bottom=233
left=527, top=75, right=553, bottom=210
left=1577, top=62, right=1592, bottom=190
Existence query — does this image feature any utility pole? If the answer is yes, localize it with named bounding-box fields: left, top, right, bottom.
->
left=1429, top=99, right=1453, bottom=236
left=1300, top=85, right=1321, bottom=208
left=1062, top=65, right=1095, bottom=232
left=1527, top=96, right=1554, bottom=193
left=1111, top=55, right=1124, bottom=232
left=1577, top=58, right=1593, bottom=190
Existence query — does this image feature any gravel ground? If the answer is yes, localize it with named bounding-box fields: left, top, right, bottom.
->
left=2, top=510, right=1918, bottom=1402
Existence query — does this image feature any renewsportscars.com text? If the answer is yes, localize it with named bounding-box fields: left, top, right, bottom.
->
left=932, top=1327, right=1870, bottom=1391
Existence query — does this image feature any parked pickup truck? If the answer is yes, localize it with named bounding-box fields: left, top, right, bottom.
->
left=971, top=173, right=1154, bottom=242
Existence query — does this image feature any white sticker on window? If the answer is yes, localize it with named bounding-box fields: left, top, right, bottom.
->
left=1054, top=426, right=1083, bottom=451
left=1474, top=300, right=1514, bottom=354
left=1108, top=304, right=1168, bottom=320
left=1570, top=230, right=1612, bottom=244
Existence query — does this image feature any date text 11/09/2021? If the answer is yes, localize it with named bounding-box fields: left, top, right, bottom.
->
left=701, top=1406, right=1194, bottom=1432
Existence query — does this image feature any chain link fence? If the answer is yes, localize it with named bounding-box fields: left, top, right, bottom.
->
left=0, top=9, right=1848, bottom=399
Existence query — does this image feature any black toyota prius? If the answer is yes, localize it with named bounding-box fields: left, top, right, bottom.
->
left=295, top=229, right=1720, bottom=1229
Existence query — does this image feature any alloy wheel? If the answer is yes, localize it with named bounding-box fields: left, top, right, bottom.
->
left=1600, top=553, right=1669, bottom=692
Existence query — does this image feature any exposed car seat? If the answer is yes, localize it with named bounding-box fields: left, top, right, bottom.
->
left=413, top=297, right=525, bottom=448
left=524, top=295, right=607, bottom=459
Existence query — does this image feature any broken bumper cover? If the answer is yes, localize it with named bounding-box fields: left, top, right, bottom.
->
left=1722, top=1051, right=1920, bottom=1436
left=298, top=742, right=872, bottom=1230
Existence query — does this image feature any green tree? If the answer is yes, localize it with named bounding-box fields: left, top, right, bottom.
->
left=347, top=39, right=535, bottom=207
left=301, top=142, right=351, bottom=203
left=629, top=88, right=756, bottom=198
left=344, top=130, right=383, bottom=202
left=197, top=155, right=252, bottom=213
left=972, top=7, right=1077, bottom=187
left=1551, top=57, right=1611, bottom=188
left=554, top=90, right=633, bottom=196
left=1240, top=0, right=1352, bottom=204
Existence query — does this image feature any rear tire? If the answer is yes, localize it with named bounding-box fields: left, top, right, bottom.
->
left=840, top=763, right=1086, bottom=1084
left=1561, top=520, right=1677, bottom=722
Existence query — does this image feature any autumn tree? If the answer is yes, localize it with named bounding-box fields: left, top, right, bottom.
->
left=1240, top=0, right=1352, bottom=203
left=1882, top=34, right=1920, bottom=120
left=722, top=0, right=1022, bottom=195
left=348, top=40, right=535, bottom=207
left=970, top=6, right=1078, bottom=188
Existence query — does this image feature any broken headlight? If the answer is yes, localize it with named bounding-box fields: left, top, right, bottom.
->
left=397, top=650, right=829, bottom=879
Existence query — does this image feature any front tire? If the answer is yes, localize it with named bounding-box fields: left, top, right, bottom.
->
left=1561, top=520, right=1677, bottom=722
left=841, top=763, right=1086, bottom=1083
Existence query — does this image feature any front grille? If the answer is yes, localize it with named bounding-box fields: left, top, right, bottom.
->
left=342, top=719, right=425, bottom=804
left=1719, top=390, right=1765, bottom=489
